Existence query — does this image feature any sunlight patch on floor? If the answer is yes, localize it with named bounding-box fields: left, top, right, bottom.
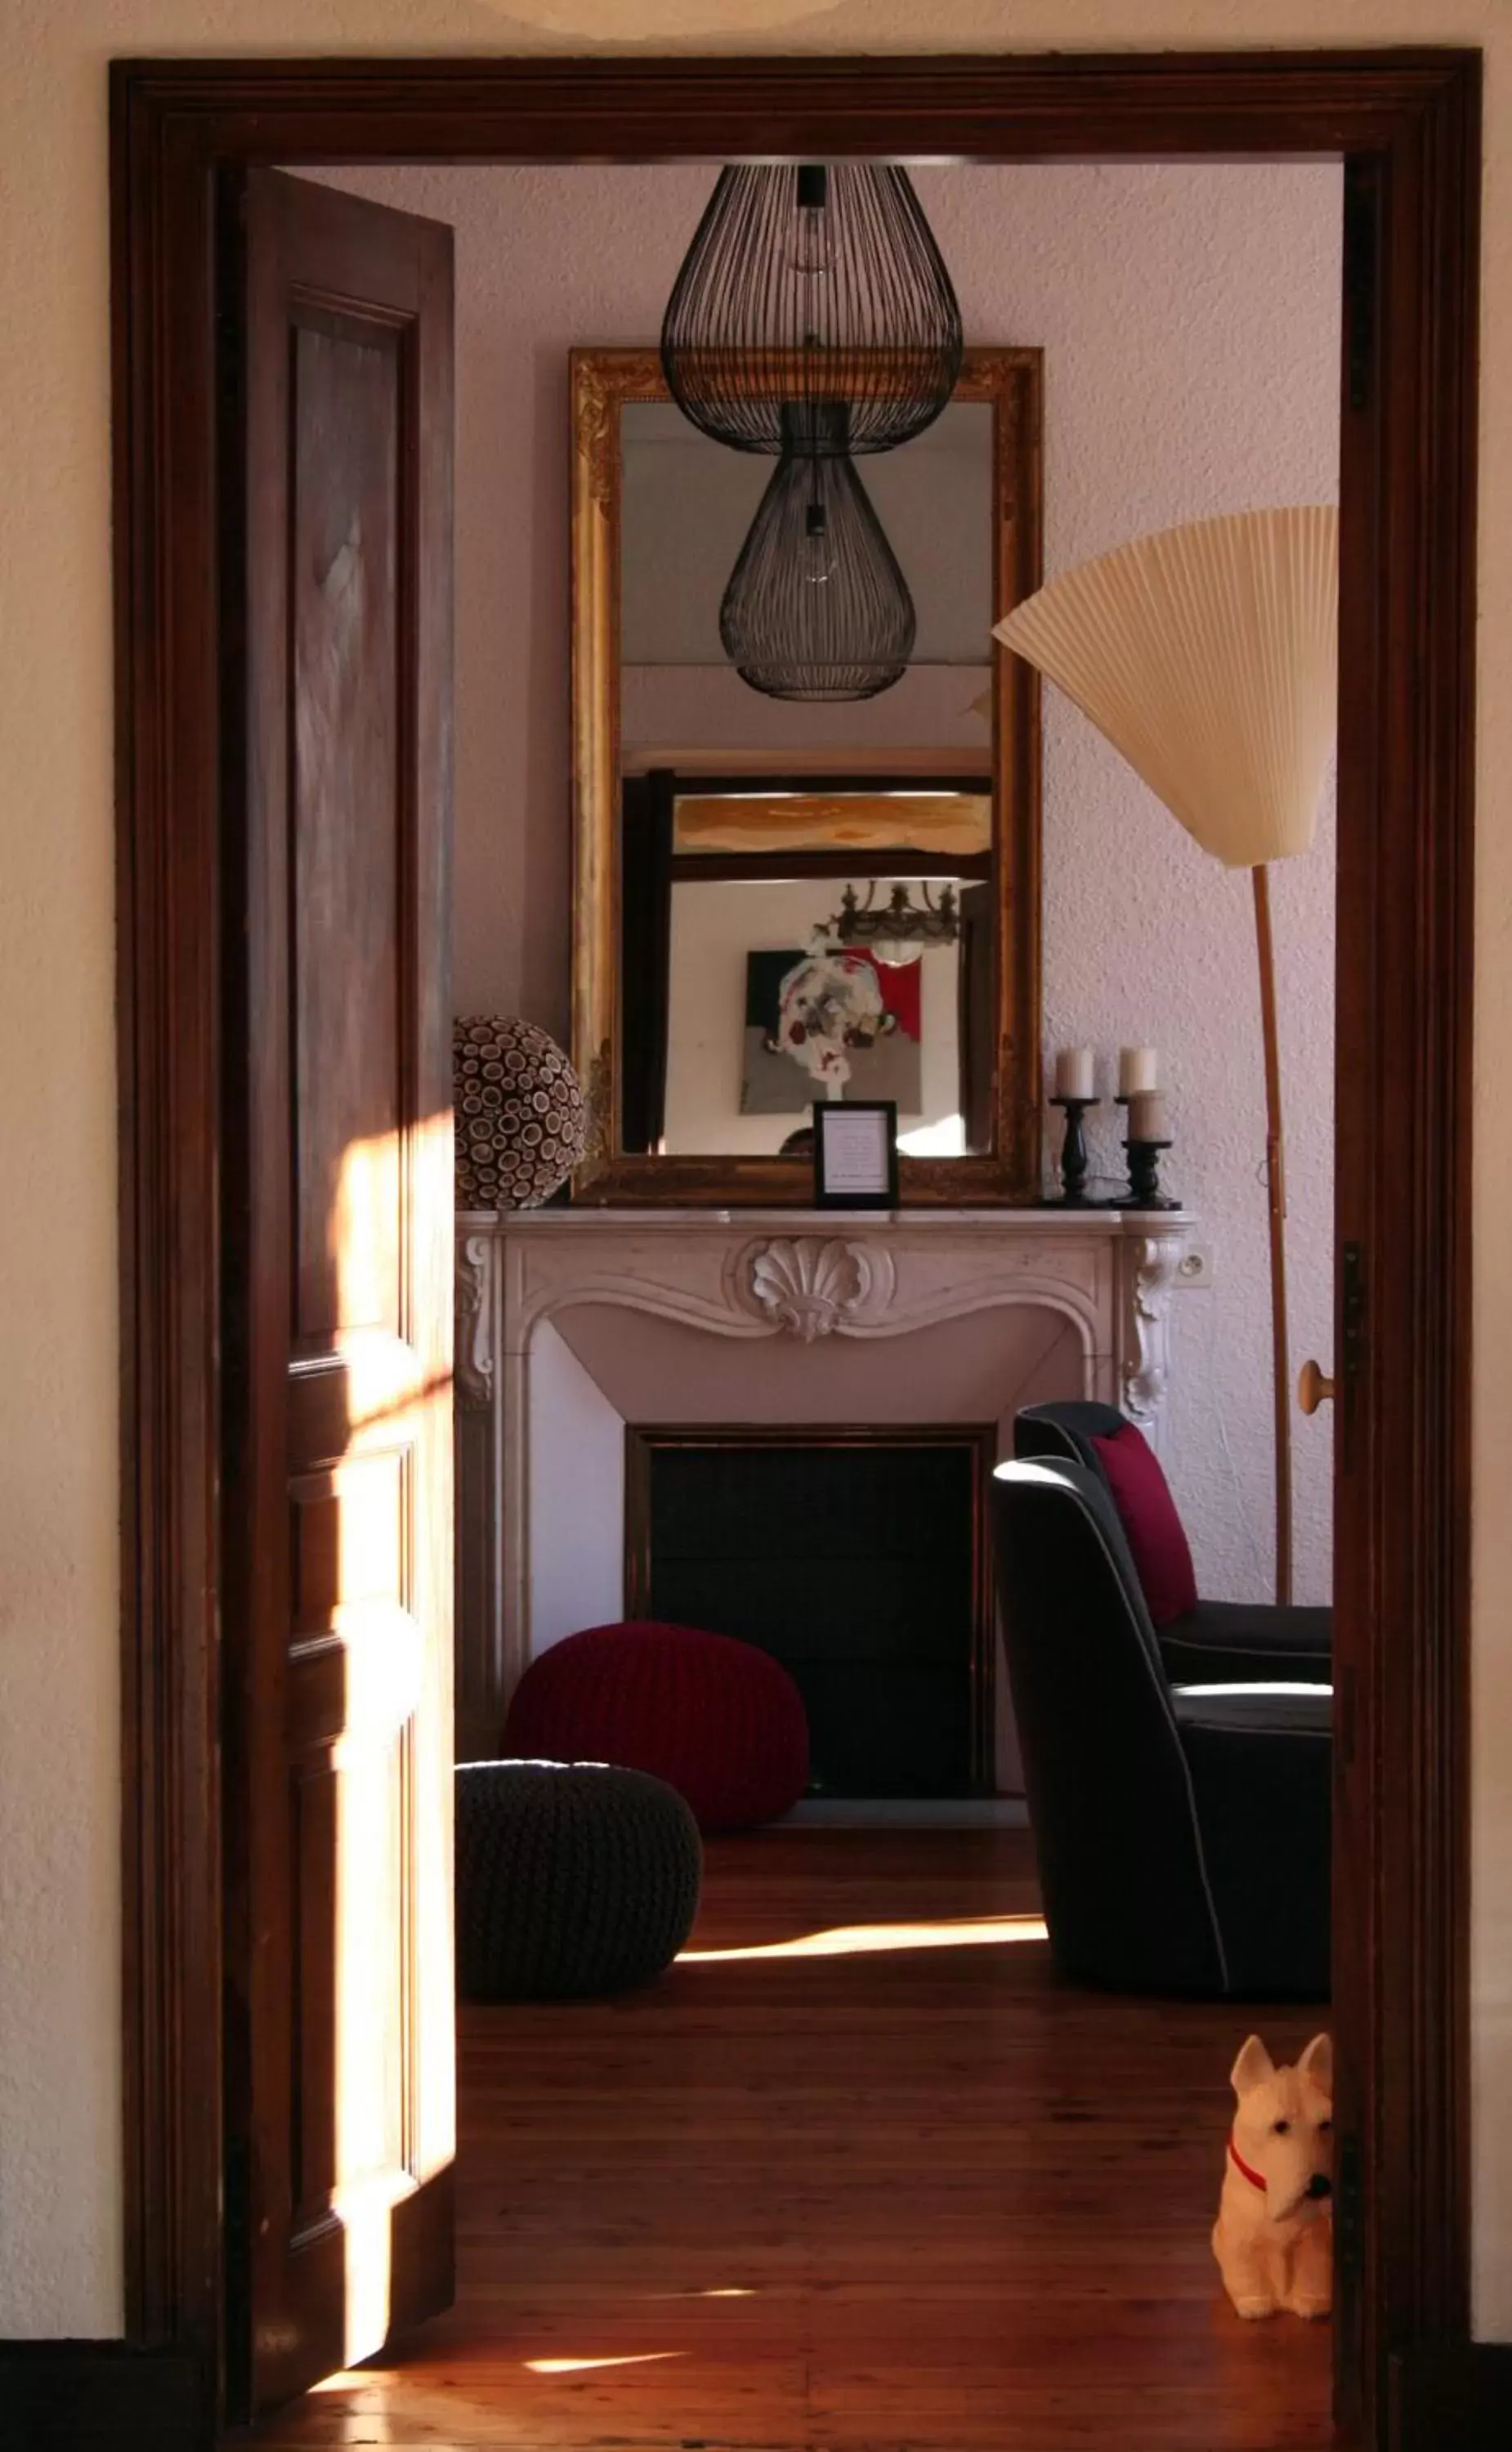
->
left=678, top=1913, right=1049, bottom=1962
left=637, top=2284, right=758, bottom=2302
left=525, top=2351, right=686, bottom=2374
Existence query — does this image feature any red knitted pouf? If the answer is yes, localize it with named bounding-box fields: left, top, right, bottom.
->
left=503, top=1621, right=809, bottom=1833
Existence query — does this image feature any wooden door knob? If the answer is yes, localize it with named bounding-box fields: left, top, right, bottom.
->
left=1299, top=1359, right=1336, bottom=1414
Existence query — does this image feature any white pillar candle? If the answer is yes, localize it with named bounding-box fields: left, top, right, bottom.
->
left=1126, top=1090, right=1169, bottom=1141
left=1118, top=1045, right=1160, bottom=1097
left=1053, top=1045, right=1095, bottom=1100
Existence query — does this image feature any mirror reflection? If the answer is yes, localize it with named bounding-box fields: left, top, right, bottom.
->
left=620, top=399, right=996, bottom=1160
left=622, top=778, right=995, bottom=1157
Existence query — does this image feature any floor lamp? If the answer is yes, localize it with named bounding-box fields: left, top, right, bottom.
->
left=994, top=507, right=1339, bottom=1607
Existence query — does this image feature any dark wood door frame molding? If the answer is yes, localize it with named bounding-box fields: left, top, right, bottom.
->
left=110, top=48, right=1482, bottom=2445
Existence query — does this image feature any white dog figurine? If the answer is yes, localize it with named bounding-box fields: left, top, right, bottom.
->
left=1213, top=2033, right=1334, bottom=2320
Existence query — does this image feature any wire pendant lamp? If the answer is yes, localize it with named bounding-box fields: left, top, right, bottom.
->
left=662, top=163, right=963, bottom=457
left=720, top=407, right=916, bottom=700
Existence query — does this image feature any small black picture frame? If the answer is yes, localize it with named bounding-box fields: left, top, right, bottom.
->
left=812, top=1101, right=900, bottom=1210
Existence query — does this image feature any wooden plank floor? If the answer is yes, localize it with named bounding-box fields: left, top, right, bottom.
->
left=249, top=1829, right=1334, bottom=2450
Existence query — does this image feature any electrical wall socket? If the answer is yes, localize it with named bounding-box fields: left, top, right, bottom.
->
left=1174, top=1242, right=1215, bottom=1290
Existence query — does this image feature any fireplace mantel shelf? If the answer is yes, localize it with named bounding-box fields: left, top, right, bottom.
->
left=454, top=1204, right=1194, bottom=1752
left=458, top=1204, right=1194, bottom=1381
left=467, top=1206, right=1188, bottom=1229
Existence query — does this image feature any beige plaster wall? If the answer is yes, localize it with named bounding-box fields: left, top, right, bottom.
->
left=0, top=0, right=1506, bottom=2348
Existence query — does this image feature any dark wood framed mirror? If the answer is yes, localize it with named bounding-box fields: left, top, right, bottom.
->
left=569, top=345, right=1043, bottom=1203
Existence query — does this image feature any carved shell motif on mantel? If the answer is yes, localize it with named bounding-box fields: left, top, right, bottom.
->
left=737, top=1236, right=896, bottom=1343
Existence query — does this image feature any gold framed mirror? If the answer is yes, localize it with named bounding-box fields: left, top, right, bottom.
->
left=570, top=344, right=1042, bottom=1204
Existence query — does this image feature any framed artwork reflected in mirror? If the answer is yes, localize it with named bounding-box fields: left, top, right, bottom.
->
left=570, top=345, right=1042, bottom=1204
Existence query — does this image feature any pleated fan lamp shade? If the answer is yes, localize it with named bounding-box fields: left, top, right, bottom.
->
left=660, top=163, right=964, bottom=458
left=991, top=507, right=1339, bottom=871
left=991, top=506, right=1340, bottom=1608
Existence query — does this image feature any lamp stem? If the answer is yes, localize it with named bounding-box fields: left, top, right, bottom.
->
left=1252, top=863, right=1293, bottom=1607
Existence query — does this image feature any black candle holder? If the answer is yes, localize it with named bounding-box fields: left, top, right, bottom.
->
left=1125, top=1136, right=1179, bottom=1210
left=1047, top=1095, right=1099, bottom=1206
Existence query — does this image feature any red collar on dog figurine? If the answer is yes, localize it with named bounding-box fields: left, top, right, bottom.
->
left=1228, top=2133, right=1268, bottom=2192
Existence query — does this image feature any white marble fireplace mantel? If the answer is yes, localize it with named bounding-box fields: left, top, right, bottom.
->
left=452, top=1205, right=1192, bottom=1756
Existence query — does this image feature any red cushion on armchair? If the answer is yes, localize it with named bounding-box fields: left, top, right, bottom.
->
left=1090, top=1425, right=1198, bottom=1628
left=502, top=1620, right=809, bottom=1832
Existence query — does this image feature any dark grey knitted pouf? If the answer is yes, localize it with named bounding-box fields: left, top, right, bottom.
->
left=455, top=1760, right=703, bottom=2002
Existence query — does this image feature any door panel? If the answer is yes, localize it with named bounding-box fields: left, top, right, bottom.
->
left=223, top=168, right=455, bottom=2420
left=290, top=314, right=404, bottom=1349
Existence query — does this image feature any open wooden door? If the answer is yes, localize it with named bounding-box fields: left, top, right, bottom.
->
left=220, top=169, right=455, bottom=2421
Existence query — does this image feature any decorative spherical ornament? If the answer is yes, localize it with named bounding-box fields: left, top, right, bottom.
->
left=454, top=1017, right=588, bottom=1211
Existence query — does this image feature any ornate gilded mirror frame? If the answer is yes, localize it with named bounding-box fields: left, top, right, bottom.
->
left=570, top=343, right=1043, bottom=1204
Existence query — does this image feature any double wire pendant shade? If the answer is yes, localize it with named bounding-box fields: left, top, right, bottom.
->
left=663, top=163, right=960, bottom=700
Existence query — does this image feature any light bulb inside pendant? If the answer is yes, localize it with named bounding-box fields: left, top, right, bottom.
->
left=790, top=163, right=834, bottom=279
left=803, top=501, right=835, bottom=587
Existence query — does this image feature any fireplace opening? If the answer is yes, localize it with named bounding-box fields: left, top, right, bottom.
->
left=624, top=1425, right=997, bottom=1797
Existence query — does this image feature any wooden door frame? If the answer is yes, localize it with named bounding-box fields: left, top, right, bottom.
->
left=110, top=48, right=1481, bottom=2448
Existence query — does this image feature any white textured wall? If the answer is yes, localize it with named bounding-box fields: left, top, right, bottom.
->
left=322, top=153, right=1340, bottom=1612
left=932, top=159, right=1341, bottom=1612
left=1, top=0, right=1510, bottom=2352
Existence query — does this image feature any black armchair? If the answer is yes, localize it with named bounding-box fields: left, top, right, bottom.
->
left=992, top=1456, right=1331, bottom=1998
left=1014, top=1399, right=1331, bottom=1689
